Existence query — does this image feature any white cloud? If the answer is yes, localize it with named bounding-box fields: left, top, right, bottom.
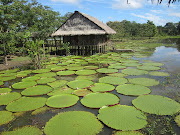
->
left=150, top=10, right=163, bottom=14
left=112, top=0, right=144, bottom=9
left=51, top=0, right=80, bottom=4
left=168, top=12, right=180, bottom=17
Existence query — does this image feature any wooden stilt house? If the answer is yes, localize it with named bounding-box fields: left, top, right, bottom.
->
left=51, top=11, right=116, bottom=55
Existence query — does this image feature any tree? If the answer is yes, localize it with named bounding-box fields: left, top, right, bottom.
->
left=164, top=22, right=178, bottom=36
left=145, top=20, right=157, bottom=38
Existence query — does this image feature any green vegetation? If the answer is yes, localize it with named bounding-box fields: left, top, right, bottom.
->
left=99, top=76, right=127, bottom=85
left=12, top=81, right=37, bottom=89
left=128, top=78, right=159, bottom=86
left=0, top=88, right=12, bottom=94
left=90, top=83, right=115, bottom=92
left=36, top=77, right=56, bottom=84
left=0, top=92, right=21, bottom=105
left=75, top=70, right=97, bottom=76
left=47, top=80, right=68, bottom=88
left=74, top=89, right=92, bottom=97
left=96, top=68, right=118, bottom=74
left=121, top=69, right=148, bottom=76
left=0, top=111, right=15, bottom=126
left=67, top=80, right=94, bottom=89
left=113, top=131, right=143, bottom=135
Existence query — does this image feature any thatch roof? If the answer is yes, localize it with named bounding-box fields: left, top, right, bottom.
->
left=52, top=11, right=116, bottom=36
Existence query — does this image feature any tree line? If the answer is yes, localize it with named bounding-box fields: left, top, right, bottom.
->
left=107, top=20, right=180, bottom=39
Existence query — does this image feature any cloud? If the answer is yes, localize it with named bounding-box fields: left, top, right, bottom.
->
left=168, top=12, right=180, bottom=17
left=150, top=10, right=163, bottom=14
left=112, top=0, right=145, bottom=9
left=51, top=0, right=81, bottom=4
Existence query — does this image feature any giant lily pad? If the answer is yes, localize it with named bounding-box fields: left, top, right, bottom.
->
left=0, top=92, right=21, bottom=105
left=36, top=77, right=56, bottom=84
left=74, top=89, right=92, bottom=97
left=21, top=85, right=52, bottom=96
left=67, top=80, right=93, bottom=89
left=97, top=105, right=147, bottom=130
left=75, top=70, right=96, bottom=76
left=108, top=65, right=126, bottom=69
left=57, top=70, right=75, bottom=76
left=137, top=65, right=160, bottom=71
left=6, top=97, right=47, bottom=112
left=121, top=69, right=148, bottom=76
left=1, top=126, right=42, bottom=135
left=128, top=78, right=159, bottom=86
left=22, top=76, right=40, bottom=82
left=46, top=94, right=79, bottom=108
left=0, top=111, right=15, bottom=126
left=12, top=81, right=37, bottom=89
left=99, top=76, right=127, bottom=85
left=132, top=95, right=180, bottom=115
left=44, top=111, right=103, bottom=135
left=116, top=84, right=151, bottom=96
left=96, top=68, right=118, bottom=74
left=32, top=69, right=51, bottom=74
left=175, top=114, right=180, bottom=127
left=113, top=131, right=143, bottom=135
left=90, top=83, right=115, bottom=92
left=48, top=86, right=74, bottom=96
left=51, top=66, right=66, bottom=71
left=107, top=73, right=127, bottom=77
left=122, top=62, right=141, bottom=67
left=81, top=93, right=119, bottom=108
left=149, top=71, right=170, bottom=77
left=31, top=106, right=51, bottom=115
left=66, top=66, right=84, bottom=71
left=84, top=66, right=99, bottom=70
left=0, top=81, right=4, bottom=86
left=47, top=80, right=68, bottom=88
left=34, top=72, right=57, bottom=78
left=143, top=62, right=164, bottom=67
left=76, top=75, right=96, bottom=81
left=0, top=88, right=12, bottom=94
left=0, top=76, right=16, bottom=81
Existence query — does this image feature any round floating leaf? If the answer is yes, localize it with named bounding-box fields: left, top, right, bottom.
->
left=6, top=97, right=47, bottom=112
left=22, top=76, right=40, bottom=82
left=51, top=66, right=66, bottom=71
left=97, top=105, right=147, bottom=130
left=76, top=75, right=96, bottom=80
left=48, top=86, right=74, bottom=96
left=143, top=62, right=164, bottom=67
left=31, top=106, right=51, bottom=115
left=107, top=73, right=127, bottom=77
left=84, top=66, right=99, bottom=70
left=67, top=80, right=93, bottom=89
left=0, top=81, right=4, bottom=86
left=175, top=114, right=180, bottom=127
left=36, top=77, right=56, bottom=84
left=129, top=78, right=159, bottom=86
left=132, top=95, right=180, bottom=115
left=44, top=111, right=103, bottom=135
left=34, top=72, right=57, bottom=78
left=116, top=84, right=151, bottom=96
left=66, top=66, right=84, bottom=71
left=81, top=93, right=119, bottom=108
left=47, top=80, right=68, bottom=89
left=149, top=71, right=170, bottom=77
left=137, top=65, right=160, bottom=71
left=1, top=126, right=42, bottom=135
left=0, top=111, right=14, bottom=126
left=90, top=83, right=115, bottom=92
left=122, top=62, right=141, bottom=67
left=96, top=68, right=118, bottom=74
left=74, top=89, right=92, bottom=97
left=75, top=70, right=96, bottom=76
left=57, top=70, right=75, bottom=76
left=16, top=73, right=28, bottom=78
left=12, top=81, right=37, bottom=89
left=32, top=69, right=51, bottom=74
left=108, top=65, right=126, bottom=69
left=18, top=70, right=32, bottom=75
left=0, top=92, right=21, bottom=105
left=0, top=88, right=12, bottom=94
left=21, top=85, right=52, bottom=96
left=99, top=76, right=127, bottom=85
left=0, top=76, right=16, bottom=81
left=121, top=69, right=148, bottom=76
left=1, top=69, right=19, bottom=74
left=113, top=131, right=143, bottom=135
left=46, top=94, right=79, bottom=108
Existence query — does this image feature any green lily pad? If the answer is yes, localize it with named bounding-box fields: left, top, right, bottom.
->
left=75, top=70, right=96, bottom=76
left=84, top=66, right=99, bottom=70
left=32, top=69, right=51, bottom=74
left=143, top=62, right=164, bottom=67
left=44, top=111, right=103, bottom=135
left=36, top=77, right=56, bottom=84
left=67, top=80, right=94, bottom=89
left=137, top=65, right=160, bottom=71
left=76, top=75, right=96, bottom=80
left=0, top=92, right=21, bottom=105
left=22, top=76, right=40, bottom=82
left=16, top=73, right=28, bottom=78
left=34, top=72, right=57, bottom=78
left=97, top=105, right=147, bottom=130
left=21, top=85, right=52, bottom=96
left=122, top=62, right=142, bottom=67
left=108, top=65, right=126, bottom=69
left=0, top=111, right=15, bottom=126
left=1, top=126, right=42, bottom=135
left=129, top=78, right=159, bottom=86
left=96, top=68, right=118, bottom=74
left=18, top=70, right=32, bottom=75
left=133, top=95, right=180, bottom=115
left=6, top=97, right=47, bottom=112
left=113, top=131, right=143, bottom=135
left=57, top=70, right=75, bottom=76
left=31, top=106, right=51, bottom=115
left=116, top=84, right=151, bottom=96
left=99, top=76, right=127, bottom=85
left=47, top=80, right=68, bottom=88
left=51, top=66, right=66, bottom=71
left=74, top=89, right=92, bottom=97
left=175, top=114, right=180, bottom=127
left=107, top=73, right=127, bottom=77
left=90, top=83, right=115, bottom=92
left=12, top=81, right=37, bottom=89
left=0, top=81, right=4, bottom=86
left=1, top=69, right=19, bottom=74
left=0, top=76, right=16, bottom=81
left=46, top=94, right=79, bottom=108
left=121, top=69, right=148, bottom=76
left=0, top=88, right=12, bottom=94
left=149, top=71, right=170, bottom=76
left=48, top=86, right=74, bottom=96
left=81, top=93, right=119, bottom=108
left=66, top=66, right=84, bottom=71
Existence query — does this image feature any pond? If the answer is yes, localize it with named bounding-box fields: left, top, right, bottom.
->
left=0, top=39, right=180, bottom=135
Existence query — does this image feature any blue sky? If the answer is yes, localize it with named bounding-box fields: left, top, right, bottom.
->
left=37, top=0, right=180, bottom=26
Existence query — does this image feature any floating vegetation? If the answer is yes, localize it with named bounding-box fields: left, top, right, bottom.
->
left=0, top=81, right=4, bottom=86
left=6, top=97, right=47, bottom=112
left=74, top=89, right=92, bottom=97
left=143, top=62, right=164, bottom=67
left=0, top=69, right=19, bottom=74
left=0, top=92, right=21, bottom=105
left=12, top=81, right=37, bottom=89
left=0, top=88, right=11, bottom=94
left=97, top=105, right=147, bottom=130
left=108, top=65, right=126, bottom=69
left=44, top=111, right=103, bottom=135
left=132, top=95, right=180, bottom=115
left=149, top=71, right=170, bottom=77
left=81, top=93, right=119, bottom=108
left=21, top=85, right=52, bottom=96
left=90, top=83, right=115, bottom=92
left=32, top=69, right=51, bottom=74
left=46, top=94, right=79, bottom=108
left=31, top=106, right=51, bottom=115
left=57, top=70, right=75, bottom=76
left=122, top=62, right=141, bottom=67
left=34, top=72, right=57, bottom=78
left=66, top=66, right=84, bottom=71
left=51, top=66, right=66, bottom=71
left=67, top=80, right=93, bottom=89
left=16, top=73, right=28, bottom=78
left=121, top=69, right=148, bottom=76
left=113, top=131, right=143, bottom=135
left=107, top=73, right=127, bottom=77
left=128, top=78, right=159, bottom=86
left=99, top=76, right=127, bottom=85
left=75, top=70, right=96, bottom=76
left=116, top=84, right=151, bottom=96
left=1, top=126, right=42, bottom=135
left=76, top=75, right=96, bottom=80
left=137, top=65, right=160, bottom=71
left=47, top=86, right=74, bottom=96
left=22, top=76, right=40, bottom=82
left=36, top=77, right=56, bottom=84
left=47, top=80, right=68, bottom=89
left=84, top=66, right=99, bottom=70
left=0, top=111, right=15, bottom=126
left=175, top=114, right=180, bottom=127
left=0, top=76, right=16, bottom=81
left=96, top=68, right=118, bottom=74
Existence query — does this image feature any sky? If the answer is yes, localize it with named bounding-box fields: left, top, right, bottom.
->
left=36, top=0, right=180, bottom=26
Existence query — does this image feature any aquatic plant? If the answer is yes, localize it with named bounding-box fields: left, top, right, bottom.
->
left=31, top=106, right=51, bottom=115
left=122, top=62, right=142, bottom=67
left=99, top=76, right=127, bottom=85
left=51, top=66, right=66, bottom=71
left=0, top=111, right=15, bottom=126
left=112, top=131, right=143, bottom=135
left=67, top=80, right=93, bottom=89
left=0, top=81, right=4, bottom=86
left=74, top=89, right=92, bottom=97
left=90, top=83, right=115, bottom=92
left=96, top=68, right=118, bottom=74
left=84, top=66, right=99, bottom=70
left=107, top=73, right=127, bottom=77
left=108, top=65, right=126, bottom=69
left=0, top=88, right=11, bottom=94
left=0, top=92, right=21, bottom=105
left=137, top=65, right=160, bottom=71
left=76, top=75, right=96, bottom=80
left=36, top=77, right=56, bottom=84
left=22, top=76, right=40, bottom=82
left=121, top=69, right=148, bottom=76
left=175, top=114, right=180, bottom=127
left=57, top=70, right=75, bottom=76
left=143, top=62, right=164, bottom=67
left=34, top=72, right=57, bottom=78
left=75, top=70, right=97, bottom=76
left=47, top=80, right=68, bottom=89
left=12, top=81, right=37, bottom=89
left=32, top=69, right=51, bottom=74
left=66, top=66, right=84, bottom=71
left=47, top=86, right=74, bottom=96
left=149, top=71, right=170, bottom=77
left=128, top=78, right=159, bottom=86
left=0, top=76, right=16, bottom=81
